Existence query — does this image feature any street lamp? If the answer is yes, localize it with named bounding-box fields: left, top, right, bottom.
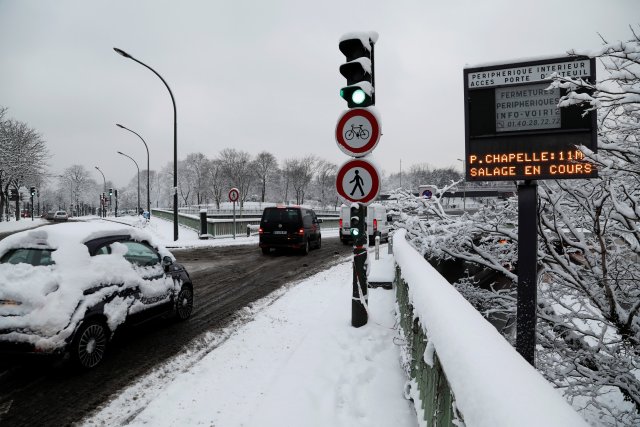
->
left=117, top=151, right=140, bottom=215
left=114, top=47, right=178, bottom=241
left=116, top=123, right=150, bottom=218
left=95, top=166, right=107, bottom=217
left=457, top=158, right=466, bottom=213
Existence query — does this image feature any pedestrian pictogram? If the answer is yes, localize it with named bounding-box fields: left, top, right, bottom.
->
left=335, top=108, right=381, bottom=157
left=336, top=159, right=380, bottom=205
left=350, top=170, right=365, bottom=196
left=228, top=187, right=239, bottom=202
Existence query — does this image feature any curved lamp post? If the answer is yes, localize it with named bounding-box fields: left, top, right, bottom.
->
left=116, top=123, right=150, bottom=218
left=114, top=47, right=178, bottom=241
left=117, top=151, right=141, bottom=215
left=95, top=166, right=107, bottom=217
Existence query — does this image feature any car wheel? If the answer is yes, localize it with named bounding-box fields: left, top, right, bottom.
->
left=175, top=285, right=194, bottom=320
left=316, top=236, right=322, bottom=249
left=71, top=319, right=109, bottom=369
left=261, top=247, right=270, bottom=255
left=301, top=239, right=310, bottom=255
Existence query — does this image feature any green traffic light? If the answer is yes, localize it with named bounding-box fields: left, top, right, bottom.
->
left=351, top=89, right=366, bottom=105
left=350, top=228, right=360, bottom=237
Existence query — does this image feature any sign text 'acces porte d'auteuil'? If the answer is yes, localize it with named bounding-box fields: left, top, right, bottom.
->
left=464, top=56, right=596, bottom=181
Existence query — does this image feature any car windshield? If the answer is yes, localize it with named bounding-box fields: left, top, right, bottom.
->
left=0, top=248, right=55, bottom=266
left=262, top=208, right=300, bottom=223
left=55, top=211, right=66, bottom=215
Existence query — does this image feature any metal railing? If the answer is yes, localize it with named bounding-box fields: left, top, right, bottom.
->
left=175, top=205, right=340, bottom=217
left=152, top=209, right=339, bottom=238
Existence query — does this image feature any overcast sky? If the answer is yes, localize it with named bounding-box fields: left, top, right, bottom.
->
left=0, top=0, right=637, bottom=187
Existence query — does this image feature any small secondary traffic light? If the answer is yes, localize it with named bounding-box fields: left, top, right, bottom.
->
left=108, top=188, right=113, bottom=196
left=350, top=205, right=360, bottom=237
left=30, top=187, right=36, bottom=197
left=339, top=33, right=377, bottom=108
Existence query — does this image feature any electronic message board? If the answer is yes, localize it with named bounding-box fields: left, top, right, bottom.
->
left=464, top=56, right=596, bottom=181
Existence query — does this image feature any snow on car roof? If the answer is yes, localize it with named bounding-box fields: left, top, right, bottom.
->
left=0, top=221, right=174, bottom=260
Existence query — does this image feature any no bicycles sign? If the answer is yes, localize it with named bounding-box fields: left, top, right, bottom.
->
left=335, top=108, right=381, bottom=157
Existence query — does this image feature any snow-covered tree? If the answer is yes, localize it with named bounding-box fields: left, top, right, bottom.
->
left=390, top=29, right=640, bottom=426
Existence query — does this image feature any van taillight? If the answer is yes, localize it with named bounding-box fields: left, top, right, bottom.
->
left=339, top=218, right=343, bottom=228
left=259, top=227, right=263, bottom=234
left=298, top=228, right=304, bottom=236
left=373, top=219, right=378, bottom=231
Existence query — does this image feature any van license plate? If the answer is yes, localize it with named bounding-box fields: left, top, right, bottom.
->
left=273, top=231, right=287, bottom=234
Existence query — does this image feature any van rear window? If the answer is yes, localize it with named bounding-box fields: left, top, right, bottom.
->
left=262, top=208, right=300, bottom=223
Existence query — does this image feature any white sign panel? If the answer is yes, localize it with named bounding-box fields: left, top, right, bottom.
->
left=468, top=59, right=590, bottom=88
left=495, top=83, right=561, bottom=132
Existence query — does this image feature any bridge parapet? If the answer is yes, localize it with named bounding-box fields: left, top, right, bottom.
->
left=393, top=229, right=588, bottom=427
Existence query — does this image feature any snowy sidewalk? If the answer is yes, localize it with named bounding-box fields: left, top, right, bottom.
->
left=82, top=260, right=417, bottom=427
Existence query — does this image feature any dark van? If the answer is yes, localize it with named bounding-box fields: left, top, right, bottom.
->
left=259, top=206, right=322, bottom=255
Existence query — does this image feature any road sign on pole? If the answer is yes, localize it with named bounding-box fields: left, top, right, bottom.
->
left=335, top=108, right=381, bottom=157
left=228, top=187, right=239, bottom=202
left=336, top=158, right=380, bottom=205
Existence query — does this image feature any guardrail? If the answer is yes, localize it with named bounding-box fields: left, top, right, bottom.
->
left=393, top=229, right=588, bottom=427
left=151, top=209, right=339, bottom=238
left=175, top=206, right=340, bottom=217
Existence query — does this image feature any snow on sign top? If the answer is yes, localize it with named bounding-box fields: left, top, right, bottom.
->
left=339, top=31, right=379, bottom=48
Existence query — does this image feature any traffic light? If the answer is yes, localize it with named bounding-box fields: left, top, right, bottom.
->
left=350, top=205, right=360, bottom=237
left=339, top=32, right=377, bottom=108
left=108, top=188, right=113, bottom=196
left=114, top=189, right=118, bottom=197
left=30, top=187, right=36, bottom=197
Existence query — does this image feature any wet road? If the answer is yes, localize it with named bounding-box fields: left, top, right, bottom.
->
left=0, top=237, right=351, bottom=426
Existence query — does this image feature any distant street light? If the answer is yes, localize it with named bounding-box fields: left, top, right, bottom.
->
left=116, top=123, right=150, bottom=218
left=117, top=151, right=141, bottom=215
left=457, top=158, right=466, bottom=213
left=114, top=47, right=178, bottom=241
left=95, top=166, right=107, bottom=217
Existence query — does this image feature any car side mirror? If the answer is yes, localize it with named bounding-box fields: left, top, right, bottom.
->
left=317, top=218, right=323, bottom=223
left=162, top=256, right=173, bottom=272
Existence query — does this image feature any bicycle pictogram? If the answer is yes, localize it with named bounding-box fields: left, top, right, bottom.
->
left=344, top=124, right=370, bottom=141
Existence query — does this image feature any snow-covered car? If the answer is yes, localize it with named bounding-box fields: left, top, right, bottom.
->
left=53, top=210, right=69, bottom=221
left=0, top=222, right=193, bottom=369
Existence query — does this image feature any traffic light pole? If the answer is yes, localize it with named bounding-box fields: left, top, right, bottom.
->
left=30, top=194, right=34, bottom=221
left=352, top=203, right=368, bottom=327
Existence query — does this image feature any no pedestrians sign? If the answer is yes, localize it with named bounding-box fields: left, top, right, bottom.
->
left=336, top=158, right=380, bottom=205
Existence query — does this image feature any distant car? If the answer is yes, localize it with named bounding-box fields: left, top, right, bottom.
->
left=259, top=206, right=322, bottom=255
left=53, top=210, right=69, bottom=221
left=0, top=222, right=193, bottom=369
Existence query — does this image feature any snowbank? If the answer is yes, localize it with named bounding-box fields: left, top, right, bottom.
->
left=393, top=229, right=588, bottom=427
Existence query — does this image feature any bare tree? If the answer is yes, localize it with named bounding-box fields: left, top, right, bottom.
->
left=314, top=159, right=337, bottom=208
left=0, top=113, right=49, bottom=220
left=253, top=151, right=279, bottom=203
left=217, top=148, right=254, bottom=208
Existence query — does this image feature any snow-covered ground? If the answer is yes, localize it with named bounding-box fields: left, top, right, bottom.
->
left=6, top=215, right=413, bottom=425
left=0, top=217, right=47, bottom=233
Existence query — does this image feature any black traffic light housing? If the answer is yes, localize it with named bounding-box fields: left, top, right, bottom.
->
left=30, top=187, right=36, bottom=197
left=339, top=33, right=377, bottom=108
left=108, top=188, right=113, bottom=196
left=350, top=205, right=360, bottom=237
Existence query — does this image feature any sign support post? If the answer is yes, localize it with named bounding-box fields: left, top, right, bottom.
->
left=516, top=181, right=538, bottom=365
left=228, top=187, right=240, bottom=240
left=351, top=204, right=368, bottom=327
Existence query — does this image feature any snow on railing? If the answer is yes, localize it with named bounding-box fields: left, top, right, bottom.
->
left=393, top=229, right=588, bottom=427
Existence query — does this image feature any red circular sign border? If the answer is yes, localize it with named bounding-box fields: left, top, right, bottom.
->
left=336, top=159, right=380, bottom=204
left=228, top=187, right=239, bottom=202
left=335, top=108, right=380, bottom=156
